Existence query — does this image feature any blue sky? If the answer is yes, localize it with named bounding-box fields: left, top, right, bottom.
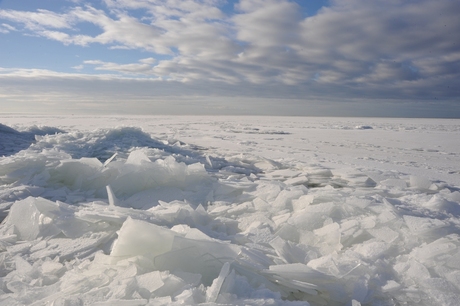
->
left=0, top=0, right=459, bottom=117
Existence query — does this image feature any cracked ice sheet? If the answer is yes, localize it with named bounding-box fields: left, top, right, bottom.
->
left=0, top=115, right=460, bottom=305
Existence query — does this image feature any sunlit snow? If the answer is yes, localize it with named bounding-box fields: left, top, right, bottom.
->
left=1, top=115, right=460, bottom=305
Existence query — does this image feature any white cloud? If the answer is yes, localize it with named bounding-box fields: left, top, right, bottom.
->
left=1, top=23, right=16, bottom=33
left=84, top=58, right=156, bottom=74
left=0, top=9, right=73, bottom=30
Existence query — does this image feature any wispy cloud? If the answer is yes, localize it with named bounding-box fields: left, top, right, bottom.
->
left=0, top=8, right=73, bottom=30
left=84, top=58, right=157, bottom=75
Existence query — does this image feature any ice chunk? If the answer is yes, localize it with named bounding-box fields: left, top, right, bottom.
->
left=270, top=236, right=307, bottom=264
left=353, top=240, right=389, bottom=260
left=284, top=176, right=309, bottom=186
left=367, top=227, right=399, bottom=243
left=410, top=176, right=432, bottom=190
left=379, top=179, right=407, bottom=189
left=106, top=185, right=120, bottom=207
left=112, top=155, right=209, bottom=197
left=126, top=150, right=151, bottom=165
left=382, top=280, right=401, bottom=292
left=103, top=152, right=118, bottom=167
left=52, top=157, right=103, bottom=190
left=30, top=231, right=113, bottom=260
left=410, top=237, right=457, bottom=262
left=275, top=223, right=300, bottom=243
left=265, top=169, right=301, bottom=179
left=292, top=194, right=314, bottom=211
left=403, top=215, right=447, bottom=235
left=135, top=271, right=164, bottom=295
left=406, top=260, right=431, bottom=281
left=206, top=262, right=231, bottom=302
left=154, top=236, right=239, bottom=286
left=272, top=186, right=307, bottom=210
left=424, top=194, right=460, bottom=214
left=111, top=218, right=176, bottom=259
left=5, top=197, right=61, bottom=240
left=313, top=222, right=342, bottom=254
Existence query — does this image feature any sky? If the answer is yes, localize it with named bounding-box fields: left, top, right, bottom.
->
left=0, top=0, right=459, bottom=117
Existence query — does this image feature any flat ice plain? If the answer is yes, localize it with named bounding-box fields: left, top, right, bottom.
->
left=1, top=115, right=460, bottom=305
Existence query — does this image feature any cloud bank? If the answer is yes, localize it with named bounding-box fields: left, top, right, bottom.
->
left=0, top=0, right=459, bottom=116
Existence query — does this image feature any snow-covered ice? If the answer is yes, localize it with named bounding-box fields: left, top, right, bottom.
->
left=0, top=115, right=460, bottom=305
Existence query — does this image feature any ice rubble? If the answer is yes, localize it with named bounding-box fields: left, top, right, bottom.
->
left=0, top=125, right=460, bottom=305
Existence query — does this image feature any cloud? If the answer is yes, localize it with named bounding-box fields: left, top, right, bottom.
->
left=0, top=0, right=459, bottom=111
left=0, top=9, right=73, bottom=30
left=0, top=22, right=16, bottom=33
left=84, top=58, right=157, bottom=75
left=234, top=0, right=302, bottom=47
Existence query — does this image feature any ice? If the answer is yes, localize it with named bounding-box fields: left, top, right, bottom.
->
left=410, top=175, right=432, bottom=190
left=206, top=261, right=231, bottom=302
left=367, top=226, right=399, bottom=243
left=106, top=185, right=119, bottom=207
left=135, top=271, right=164, bottom=296
left=1, top=116, right=460, bottom=305
left=379, top=178, right=407, bottom=189
left=5, top=197, right=62, bottom=240
left=403, top=215, right=447, bottom=235
left=111, top=218, right=176, bottom=259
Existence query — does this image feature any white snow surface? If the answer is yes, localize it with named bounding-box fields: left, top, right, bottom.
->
left=1, top=115, right=460, bottom=306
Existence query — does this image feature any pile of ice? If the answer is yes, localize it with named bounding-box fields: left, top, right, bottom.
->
left=1, top=125, right=460, bottom=305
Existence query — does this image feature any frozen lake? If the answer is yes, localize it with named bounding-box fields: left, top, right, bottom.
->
left=1, top=115, right=460, bottom=305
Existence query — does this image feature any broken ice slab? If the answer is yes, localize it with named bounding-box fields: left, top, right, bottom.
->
left=423, top=194, right=460, bottom=214
left=269, top=236, right=307, bottom=264
left=111, top=217, right=240, bottom=286
left=52, top=157, right=104, bottom=191
left=30, top=231, right=114, bottom=261
left=367, top=226, right=399, bottom=243
left=106, top=185, right=119, bottom=207
left=206, top=262, right=231, bottom=302
left=154, top=235, right=240, bottom=286
left=403, top=215, right=448, bottom=236
left=110, top=217, right=176, bottom=259
left=382, top=280, right=402, bottom=292
left=135, top=270, right=164, bottom=297
left=313, top=222, right=342, bottom=255
left=272, top=186, right=308, bottom=210
left=265, top=263, right=336, bottom=283
left=379, top=179, right=407, bottom=189
left=409, top=176, right=432, bottom=191
left=263, top=169, right=301, bottom=180
left=263, top=263, right=331, bottom=295
left=410, top=236, right=458, bottom=264
left=284, top=176, right=309, bottom=186
left=333, top=169, right=377, bottom=188
left=4, top=197, right=91, bottom=240
left=353, top=240, right=390, bottom=260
